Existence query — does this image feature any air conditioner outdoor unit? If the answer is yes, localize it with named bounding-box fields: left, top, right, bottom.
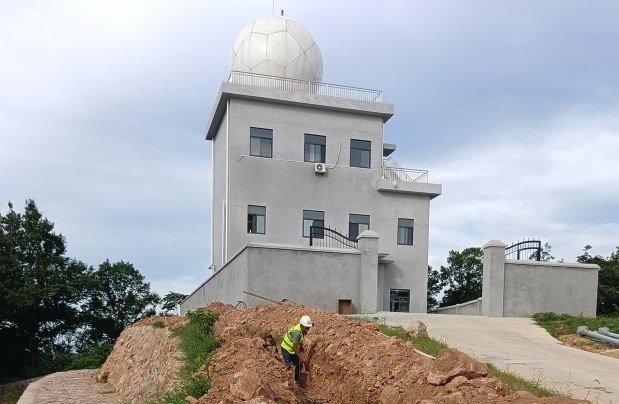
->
left=314, top=163, right=327, bottom=174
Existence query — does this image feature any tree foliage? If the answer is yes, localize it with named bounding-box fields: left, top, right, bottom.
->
left=0, top=200, right=90, bottom=372
left=79, top=260, right=160, bottom=349
left=0, top=200, right=164, bottom=381
left=576, top=245, right=619, bottom=315
left=427, top=266, right=444, bottom=310
left=439, top=247, right=484, bottom=307
left=160, top=291, right=188, bottom=316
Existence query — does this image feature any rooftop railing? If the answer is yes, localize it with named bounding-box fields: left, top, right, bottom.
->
left=229, top=71, right=382, bottom=102
left=382, top=156, right=429, bottom=183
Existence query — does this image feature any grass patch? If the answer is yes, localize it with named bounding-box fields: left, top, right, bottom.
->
left=487, top=364, right=559, bottom=397
left=152, top=321, right=165, bottom=329
left=379, top=324, right=447, bottom=357
left=377, top=323, right=563, bottom=398
left=533, top=312, right=619, bottom=337
left=148, top=310, right=220, bottom=404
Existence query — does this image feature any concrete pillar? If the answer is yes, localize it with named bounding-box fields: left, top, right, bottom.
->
left=482, top=240, right=506, bottom=317
left=358, top=230, right=380, bottom=314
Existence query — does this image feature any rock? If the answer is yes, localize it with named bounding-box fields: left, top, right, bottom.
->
left=468, top=376, right=506, bottom=396
left=444, top=375, right=468, bottom=393
left=229, top=369, right=276, bottom=401
left=378, top=385, right=401, bottom=404
left=247, top=398, right=278, bottom=404
left=185, top=396, right=199, bottom=404
left=438, top=391, right=466, bottom=404
left=405, top=321, right=428, bottom=338
left=426, top=349, right=488, bottom=386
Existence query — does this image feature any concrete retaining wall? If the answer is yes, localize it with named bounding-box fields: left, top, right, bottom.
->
left=181, top=236, right=382, bottom=314
left=503, top=261, right=599, bottom=317
left=481, top=240, right=599, bottom=317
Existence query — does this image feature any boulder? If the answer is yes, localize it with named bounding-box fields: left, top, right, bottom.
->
left=229, top=369, right=276, bottom=401
left=426, top=349, right=488, bottom=386
left=405, top=321, right=428, bottom=338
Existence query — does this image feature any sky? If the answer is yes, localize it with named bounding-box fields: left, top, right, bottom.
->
left=2, top=1, right=619, bottom=298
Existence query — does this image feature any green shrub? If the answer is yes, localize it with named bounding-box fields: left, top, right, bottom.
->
left=533, top=312, right=619, bottom=337
left=67, top=344, right=114, bottom=370
left=150, top=310, right=220, bottom=403
left=152, top=321, right=165, bottom=329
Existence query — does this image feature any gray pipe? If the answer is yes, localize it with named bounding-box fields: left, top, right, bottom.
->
left=598, top=327, right=619, bottom=340
left=577, top=326, right=619, bottom=346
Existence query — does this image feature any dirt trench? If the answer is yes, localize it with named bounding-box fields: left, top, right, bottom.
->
left=100, top=302, right=589, bottom=403
left=195, top=302, right=587, bottom=404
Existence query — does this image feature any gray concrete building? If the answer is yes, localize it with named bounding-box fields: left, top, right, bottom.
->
left=181, top=15, right=441, bottom=315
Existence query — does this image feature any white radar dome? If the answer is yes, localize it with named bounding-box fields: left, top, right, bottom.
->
left=230, top=16, right=323, bottom=83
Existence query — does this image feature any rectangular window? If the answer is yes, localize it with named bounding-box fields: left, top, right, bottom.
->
left=304, top=134, right=326, bottom=163
left=390, top=289, right=410, bottom=312
left=350, top=139, right=371, bottom=168
left=250, top=127, right=273, bottom=158
left=302, top=210, right=324, bottom=238
left=397, top=218, right=414, bottom=245
left=247, top=205, right=266, bottom=234
left=348, top=214, right=370, bottom=240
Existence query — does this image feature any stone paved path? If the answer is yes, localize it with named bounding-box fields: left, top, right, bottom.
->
left=17, top=369, right=122, bottom=404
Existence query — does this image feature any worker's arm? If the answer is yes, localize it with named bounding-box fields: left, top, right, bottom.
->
left=293, top=342, right=302, bottom=359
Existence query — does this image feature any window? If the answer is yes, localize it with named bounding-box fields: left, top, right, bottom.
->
left=350, top=139, right=371, bottom=168
left=304, top=134, right=326, bottom=163
left=250, top=127, right=272, bottom=158
left=247, top=205, right=266, bottom=234
left=390, top=289, right=410, bottom=312
left=302, top=210, right=324, bottom=238
left=397, top=218, right=414, bottom=245
left=348, top=214, right=370, bottom=240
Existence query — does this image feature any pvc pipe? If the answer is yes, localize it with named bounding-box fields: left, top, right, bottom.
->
left=577, top=326, right=619, bottom=346
left=598, top=327, right=619, bottom=340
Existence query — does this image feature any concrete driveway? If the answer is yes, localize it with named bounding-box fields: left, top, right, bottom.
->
left=372, top=312, right=618, bottom=404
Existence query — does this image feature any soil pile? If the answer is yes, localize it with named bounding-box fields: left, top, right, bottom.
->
left=195, top=302, right=588, bottom=404
left=98, top=315, right=186, bottom=403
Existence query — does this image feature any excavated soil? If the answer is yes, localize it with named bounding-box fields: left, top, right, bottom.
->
left=558, top=334, right=619, bottom=359
left=100, top=302, right=589, bottom=403
left=194, top=302, right=587, bottom=404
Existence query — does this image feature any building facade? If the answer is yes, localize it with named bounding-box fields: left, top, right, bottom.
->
left=181, top=16, right=441, bottom=315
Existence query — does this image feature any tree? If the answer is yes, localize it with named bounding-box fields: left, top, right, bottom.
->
left=159, top=291, right=187, bottom=316
left=427, top=265, right=444, bottom=310
left=439, top=247, right=483, bottom=307
left=529, top=242, right=555, bottom=261
left=79, top=260, right=160, bottom=349
left=0, top=200, right=90, bottom=377
left=576, top=245, right=619, bottom=315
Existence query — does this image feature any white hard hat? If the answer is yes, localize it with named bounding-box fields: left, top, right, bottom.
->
left=300, top=315, right=313, bottom=327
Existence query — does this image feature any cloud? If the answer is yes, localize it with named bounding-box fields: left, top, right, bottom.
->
left=420, top=103, right=619, bottom=268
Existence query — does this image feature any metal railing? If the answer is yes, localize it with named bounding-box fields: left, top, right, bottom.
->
left=382, top=156, right=428, bottom=183
left=505, top=239, right=542, bottom=261
left=229, top=71, right=382, bottom=102
left=309, top=226, right=358, bottom=249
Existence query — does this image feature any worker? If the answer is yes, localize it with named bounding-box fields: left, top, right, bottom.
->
left=281, top=315, right=312, bottom=385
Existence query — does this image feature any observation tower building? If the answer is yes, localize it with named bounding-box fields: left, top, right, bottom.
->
left=181, top=15, right=442, bottom=315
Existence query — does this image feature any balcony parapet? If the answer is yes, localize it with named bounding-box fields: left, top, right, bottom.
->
left=229, top=71, right=382, bottom=103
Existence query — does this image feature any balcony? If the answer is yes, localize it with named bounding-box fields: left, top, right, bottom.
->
left=378, top=157, right=441, bottom=198
left=228, top=71, right=382, bottom=103
left=382, top=156, right=428, bottom=183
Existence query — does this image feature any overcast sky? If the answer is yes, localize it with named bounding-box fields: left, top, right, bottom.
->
left=2, top=1, right=618, bottom=298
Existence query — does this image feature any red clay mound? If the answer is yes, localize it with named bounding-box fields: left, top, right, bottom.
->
left=192, top=302, right=587, bottom=404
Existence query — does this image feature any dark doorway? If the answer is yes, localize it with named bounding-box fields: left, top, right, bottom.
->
left=390, top=289, right=410, bottom=312
left=338, top=299, right=352, bottom=315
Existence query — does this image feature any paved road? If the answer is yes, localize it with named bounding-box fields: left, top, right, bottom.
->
left=17, top=369, right=121, bottom=404
left=373, top=312, right=618, bottom=404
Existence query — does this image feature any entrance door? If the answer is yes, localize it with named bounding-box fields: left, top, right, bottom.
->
left=389, top=289, right=410, bottom=312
